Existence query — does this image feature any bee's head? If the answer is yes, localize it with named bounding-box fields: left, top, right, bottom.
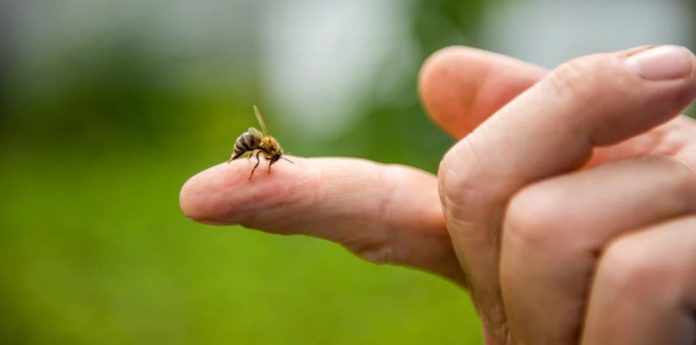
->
left=270, top=152, right=282, bottom=164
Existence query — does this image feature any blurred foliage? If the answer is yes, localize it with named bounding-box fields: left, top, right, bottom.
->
left=411, top=0, right=485, bottom=54
left=0, top=0, right=485, bottom=344
left=0, top=149, right=480, bottom=345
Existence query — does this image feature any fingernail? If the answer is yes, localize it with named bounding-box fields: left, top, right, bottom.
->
left=625, top=45, right=694, bottom=80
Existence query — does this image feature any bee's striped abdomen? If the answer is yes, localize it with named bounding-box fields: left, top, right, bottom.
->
left=232, top=131, right=260, bottom=159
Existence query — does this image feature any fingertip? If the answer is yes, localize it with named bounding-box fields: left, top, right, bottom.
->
left=179, top=163, right=234, bottom=225
left=419, top=46, right=546, bottom=138
left=179, top=157, right=311, bottom=226
left=179, top=174, right=201, bottom=221
left=419, top=46, right=480, bottom=138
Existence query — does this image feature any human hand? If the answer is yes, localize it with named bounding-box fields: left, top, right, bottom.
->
left=180, top=45, right=696, bottom=344
left=423, top=45, right=696, bottom=344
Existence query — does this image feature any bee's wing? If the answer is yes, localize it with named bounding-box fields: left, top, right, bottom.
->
left=253, top=105, right=270, bottom=135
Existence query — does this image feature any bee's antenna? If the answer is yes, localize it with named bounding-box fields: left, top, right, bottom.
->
left=282, top=157, right=295, bottom=165
left=253, top=105, right=269, bottom=135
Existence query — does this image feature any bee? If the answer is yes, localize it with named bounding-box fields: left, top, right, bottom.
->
left=228, top=105, right=293, bottom=180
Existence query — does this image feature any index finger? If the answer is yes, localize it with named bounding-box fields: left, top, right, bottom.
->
left=180, top=156, right=465, bottom=284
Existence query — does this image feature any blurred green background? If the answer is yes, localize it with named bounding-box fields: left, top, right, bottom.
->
left=1, top=0, right=694, bottom=344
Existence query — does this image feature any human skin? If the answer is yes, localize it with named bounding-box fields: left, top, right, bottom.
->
left=180, top=45, right=696, bottom=344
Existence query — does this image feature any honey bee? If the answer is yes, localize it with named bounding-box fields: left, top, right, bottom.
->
left=228, top=105, right=293, bottom=179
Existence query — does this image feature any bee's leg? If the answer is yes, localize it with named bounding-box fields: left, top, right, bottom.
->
left=249, top=151, right=261, bottom=180
left=267, top=156, right=280, bottom=174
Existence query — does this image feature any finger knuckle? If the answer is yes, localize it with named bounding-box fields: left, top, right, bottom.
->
left=439, top=139, right=489, bottom=205
left=663, top=158, right=696, bottom=206
left=598, top=238, right=668, bottom=296
left=505, top=184, right=566, bottom=249
left=544, top=58, right=601, bottom=105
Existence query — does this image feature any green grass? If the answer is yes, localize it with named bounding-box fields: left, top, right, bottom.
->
left=0, top=147, right=481, bottom=345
